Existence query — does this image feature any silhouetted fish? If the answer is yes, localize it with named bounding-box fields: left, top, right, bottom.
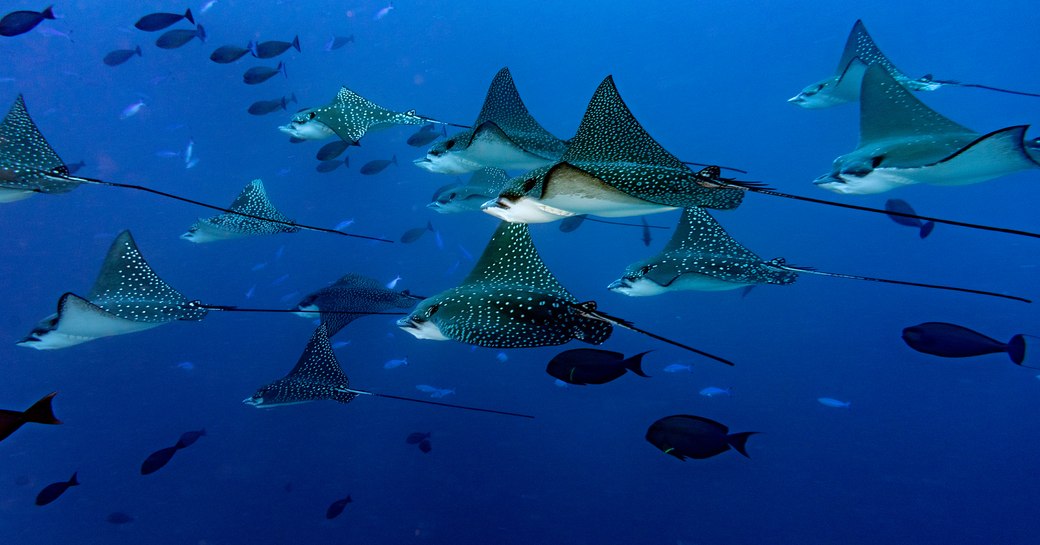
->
left=814, top=65, right=1040, bottom=195
left=902, top=322, right=1028, bottom=364
left=884, top=199, right=935, bottom=238
left=400, top=221, right=433, bottom=243
left=243, top=62, right=286, bottom=85
left=140, top=446, right=179, bottom=475
left=817, top=397, right=851, bottom=408
left=106, top=512, right=134, bottom=524
left=134, top=9, right=194, bottom=32
left=251, top=35, right=300, bottom=58
left=326, top=495, right=352, bottom=519
left=316, top=140, right=351, bottom=161
left=176, top=429, right=206, bottom=449
left=359, top=155, right=396, bottom=175
left=181, top=180, right=299, bottom=243
left=0, top=6, right=55, bottom=37
left=210, top=43, right=252, bottom=64
left=316, top=158, right=348, bottom=173
left=325, top=35, right=354, bottom=51
left=418, top=439, right=432, bottom=453
left=156, top=25, right=205, bottom=49
left=406, top=124, right=444, bottom=147
left=35, top=472, right=78, bottom=505
left=645, top=415, right=756, bottom=461
left=0, top=392, right=61, bottom=442
left=248, top=93, right=297, bottom=116
left=546, top=348, right=650, bottom=385
left=406, top=432, right=430, bottom=444
left=103, top=46, right=143, bottom=67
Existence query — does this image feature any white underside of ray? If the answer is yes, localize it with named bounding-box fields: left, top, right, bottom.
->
left=278, top=120, right=335, bottom=140
left=414, top=134, right=555, bottom=175
left=0, top=187, right=34, bottom=202
left=399, top=319, right=448, bottom=341
left=294, top=304, right=320, bottom=319
left=181, top=221, right=250, bottom=243
left=20, top=295, right=162, bottom=350
left=611, top=275, right=751, bottom=297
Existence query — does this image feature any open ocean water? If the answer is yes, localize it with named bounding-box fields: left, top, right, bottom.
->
left=1, top=1, right=1039, bottom=544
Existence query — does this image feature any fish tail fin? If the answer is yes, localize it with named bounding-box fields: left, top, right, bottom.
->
left=134, top=45, right=142, bottom=56
left=727, top=432, right=758, bottom=458
left=68, top=472, right=79, bottom=486
left=248, top=41, right=258, bottom=57
left=24, top=392, right=61, bottom=425
left=289, top=92, right=297, bottom=105
left=196, top=24, right=206, bottom=42
left=280, top=61, right=287, bottom=78
left=624, top=351, right=652, bottom=378
left=184, top=9, right=195, bottom=25
left=920, top=221, right=935, bottom=239
left=343, top=156, right=349, bottom=168
left=1008, top=334, right=1027, bottom=365
left=42, top=6, right=55, bottom=19
left=292, top=35, right=301, bottom=52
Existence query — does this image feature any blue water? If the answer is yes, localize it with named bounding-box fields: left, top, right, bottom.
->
left=2, top=1, right=1039, bottom=544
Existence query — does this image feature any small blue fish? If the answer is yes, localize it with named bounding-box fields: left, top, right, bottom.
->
left=279, top=291, right=299, bottom=303
left=817, top=397, right=851, bottom=408
left=699, top=386, right=731, bottom=397
left=496, top=352, right=508, bottom=363
left=663, top=364, right=692, bottom=373
left=251, top=262, right=267, bottom=271
left=415, top=385, right=454, bottom=398
left=383, top=357, right=408, bottom=369
left=386, top=275, right=401, bottom=289
left=271, top=274, right=290, bottom=286
left=334, top=219, right=355, bottom=231
left=175, top=361, right=194, bottom=371
left=332, top=341, right=351, bottom=349
left=245, top=285, right=256, bottom=299
left=119, top=100, right=146, bottom=120
left=374, top=2, right=394, bottom=20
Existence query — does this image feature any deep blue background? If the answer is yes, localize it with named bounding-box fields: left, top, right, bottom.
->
left=1, top=1, right=1038, bottom=544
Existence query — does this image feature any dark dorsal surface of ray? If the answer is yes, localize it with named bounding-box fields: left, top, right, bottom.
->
left=464, top=67, right=567, bottom=159
left=310, top=86, right=428, bottom=144
left=622, top=208, right=797, bottom=289
left=0, top=96, right=391, bottom=242
left=249, top=324, right=358, bottom=405
left=297, top=273, right=422, bottom=336
left=89, top=231, right=209, bottom=322
left=504, top=77, right=744, bottom=210
left=189, top=179, right=299, bottom=237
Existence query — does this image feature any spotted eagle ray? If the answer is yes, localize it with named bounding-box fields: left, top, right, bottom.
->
left=398, top=220, right=735, bottom=365
left=609, top=207, right=1029, bottom=303
left=414, top=67, right=568, bottom=175
left=17, top=231, right=399, bottom=350
left=790, top=20, right=1040, bottom=108
left=294, top=273, right=422, bottom=336
left=0, top=95, right=388, bottom=242
left=813, top=65, right=1040, bottom=195
left=278, top=85, right=465, bottom=144
left=427, top=168, right=511, bottom=213
left=243, top=324, right=534, bottom=418
left=181, top=179, right=299, bottom=242
left=482, top=76, right=747, bottom=224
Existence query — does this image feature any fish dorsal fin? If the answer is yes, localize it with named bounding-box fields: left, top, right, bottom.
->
left=860, top=65, right=975, bottom=146
left=205, top=179, right=297, bottom=234
left=664, top=208, right=762, bottom=261
left=463, top=222, right=574, bottom=301
left=315, top=86, right=422, bottom=143
left=468, top=167, right=510, bottom=191
left=332, top=273, right=383, bottom=289
left=563, top=76, right=686, bottom=169
left=287, top=324, right=349, bottom=387
left=87, top=231, right=205, bottom=322
left=471, top=68, right=566, bottom=155
left=0, top=95, right=80, bottom=194
left=837, top=20, right=906, bottom=80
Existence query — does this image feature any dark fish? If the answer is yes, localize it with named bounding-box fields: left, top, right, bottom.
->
left=64, top=160, right=85, bottom=175
left=248, top=93, right=297, bottom=116
left=243, top=61, right=286, bottom=85
left=902, top=322, right=1027, bottom=364
left=558, top=215, right=587, bottom=233
left=400, top=221, right=433, bottom=243
left=156, top=25, right=205, bottom=49
left=316, top=157, right=348, bottom=173
left=359, top=155, right=397, bottom=175
left=546, top=349, right=650, bottom=385
left=106, top=512, right=133, bottom=524
left=324, top=35, right=354, bottom=51
left=103, top=46, right=142, bottom=67
left=140, top=446, right=179, bottom=475
left=0, top=6, right=55, bottom=37
left=406, top=432, right=431, bottom=444
left=0, top=392, right=61, bottom=442
left=645, top=415, right=757, bottom=461
left=210, top=43, right=252, bottom=64
left=251, top=35, right=300, bottom=59
left=885, top=199, right=935, bottom=238
left=418, top=439, right=432, bottom=453
left=406, top=124, right=443, bottom=147
left=134, top=9, right=194, bottom=32
left=325, top=495, right=353, bottom=519
left=316, top=140, right=351, bottom=161
left=176, top=429, right=206, bottom=449
left=640, top=217, right=652, bottom=246
left=35, top=472, right=79, bottom=506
